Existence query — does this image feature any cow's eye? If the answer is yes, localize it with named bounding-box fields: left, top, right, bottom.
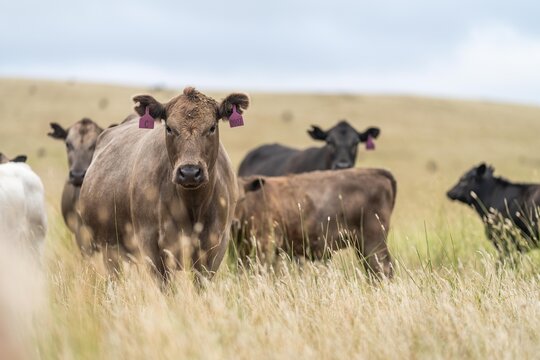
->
left=66, top=142, right=74, bottom=151
left=165, top=125, right=173, bottom=135
left=208, top=124, right=217, bottom=135
left=89, top=144, right=96, bottom=151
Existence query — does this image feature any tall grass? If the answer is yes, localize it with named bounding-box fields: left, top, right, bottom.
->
left=25, top=210, right=540, bottom=359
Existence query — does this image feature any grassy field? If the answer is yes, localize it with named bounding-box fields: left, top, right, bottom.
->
left=1, top=78, right=540, bottom=359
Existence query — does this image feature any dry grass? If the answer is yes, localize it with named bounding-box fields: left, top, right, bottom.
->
left=1, top=78, right=540, bottom=359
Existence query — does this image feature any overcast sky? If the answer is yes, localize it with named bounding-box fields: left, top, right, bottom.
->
left=1, top=0, right=539, bottom=104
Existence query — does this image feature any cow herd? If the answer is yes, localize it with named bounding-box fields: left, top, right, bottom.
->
left=1, top=86, right=539, bottom=284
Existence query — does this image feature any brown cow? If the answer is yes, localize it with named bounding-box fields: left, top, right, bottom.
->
left=235, top=168, right=396, bottom=278
left=48, top=119, right=103, bottom=243
left=78, top=87, right=249, bottom=280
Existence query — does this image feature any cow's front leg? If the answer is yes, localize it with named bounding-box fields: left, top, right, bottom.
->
left=192, top=227, right=227, bottom=279
left=356, top=220, right=393, bottom=279
left=158, top=218, right=185, bottom=281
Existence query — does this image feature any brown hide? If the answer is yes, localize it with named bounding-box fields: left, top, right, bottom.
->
left=235, top=168, right=396, bottom=278
left=79, top=88, right=249, bottom=279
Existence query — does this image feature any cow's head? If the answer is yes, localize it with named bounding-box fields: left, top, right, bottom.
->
left=235, top=176, right=266, bottom=223
left=447, top=163, right=495, bottom=205
left=133, top=87, right=249, bottom=190
left=48, top=118, right=104, bottom=186
left=307, top=120, right=380, bottom=169
left=238, top=176, right=266, bottom=200
left=0, top=153, right=27, bottom=164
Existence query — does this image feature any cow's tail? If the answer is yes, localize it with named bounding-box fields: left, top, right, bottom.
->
left=377, top=169, right=397, bottom=210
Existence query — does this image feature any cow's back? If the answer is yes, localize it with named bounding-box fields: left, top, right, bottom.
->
left=238, top=143, right=301, bottom=176
left=0, top=163, right=47, bottom=255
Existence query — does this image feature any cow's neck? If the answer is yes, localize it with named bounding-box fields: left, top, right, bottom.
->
left=176, top=169, right=217, bottom=224
left=472, top=177, right=528, bottom=217
left=317, top=145, right=334, bottom=169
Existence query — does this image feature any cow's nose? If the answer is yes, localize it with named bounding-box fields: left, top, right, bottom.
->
left=69, top=170, right=86, bottom=186
left=177, top=165, right=203, bottom=187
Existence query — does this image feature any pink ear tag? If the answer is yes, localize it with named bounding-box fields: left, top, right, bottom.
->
left=229, top=105, right=244, bottom=128
left=139, top=107, right=155, bottom=129
left=365, top=135, right=375, bottom=150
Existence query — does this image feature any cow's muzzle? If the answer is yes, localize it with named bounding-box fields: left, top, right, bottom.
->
left=69, top=169, right=86, bottom=186
left=332, top=161, right=353, bottom=170
left=446, top=189, right=464, bottom=202
left=175, top=164, right=206, bottom=189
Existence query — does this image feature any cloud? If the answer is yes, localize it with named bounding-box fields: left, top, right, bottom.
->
left=375, top=24, right=540, bottom=104
left=2, top=21, right=540, bottom=105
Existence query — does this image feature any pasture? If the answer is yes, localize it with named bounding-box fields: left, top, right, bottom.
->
left=2, top=78, right=540, bottom=358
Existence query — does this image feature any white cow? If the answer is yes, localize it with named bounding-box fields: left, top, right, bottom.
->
left=0, top=154, right=45, bottom=358
left=0, top=155, right=47, bottom=256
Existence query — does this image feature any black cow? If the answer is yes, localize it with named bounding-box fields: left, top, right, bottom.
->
left=447, top=163, right=540, bottom=254
left=238, top=120, right=380, bottom=176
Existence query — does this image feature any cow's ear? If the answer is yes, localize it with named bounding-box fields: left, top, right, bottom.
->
left=244, top=177, right=265, bottom=193
left=133, top=95, right=167, bottom=120
left=358, top=127, right=380, bottom=142
left=11, top=155, right=27, bottom=163
left=307, top=125, right=327, bottom=141
left=48, top=123, right=68, bottom=140
left=476, top=163, right=487, bottom=177
left=219, top=93, right=250, bottom=120
left=479, top=164, right=495, bottom=177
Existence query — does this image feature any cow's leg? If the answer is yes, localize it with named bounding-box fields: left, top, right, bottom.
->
left=190, top=244, right=211, bottom=290
left=194, top=231, right=228, bottom=279
left=74, top=222, right=96, bottom=258
left=356, top=219, right=393, bottom=279
left=232, top=224, right=256, bottom=269
left=102, top=242, right=126, bottom=277
left=91, top=226, right=127, bottom=277
left=75, top=224, right=108, bottom=275
left=156, top=219, right=185, bottom=283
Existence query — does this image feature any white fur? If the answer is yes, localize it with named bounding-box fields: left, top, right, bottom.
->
left=0, top=162, right=47, bottom=256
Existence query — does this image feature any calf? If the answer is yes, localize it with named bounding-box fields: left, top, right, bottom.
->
left=235, top=168, right=396, bottom=278
left=48, top=118, right=103, bottom=245
left=238, top=120, right=380, bottom=176
left=79, top=87, right=249, bottom=280
left=0, top=154, right=47, bottom=257
left=447, top=164, right=540, bottom=254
